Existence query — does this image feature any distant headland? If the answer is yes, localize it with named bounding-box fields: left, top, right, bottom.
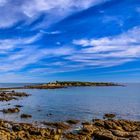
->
left=0, top=81, right=122, bottom=90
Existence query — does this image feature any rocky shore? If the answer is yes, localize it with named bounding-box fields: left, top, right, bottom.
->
left=0, top=118, right=140, bottom=140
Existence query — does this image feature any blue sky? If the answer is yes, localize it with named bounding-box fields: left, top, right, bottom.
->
left=0, top=0, right=140, bottom=83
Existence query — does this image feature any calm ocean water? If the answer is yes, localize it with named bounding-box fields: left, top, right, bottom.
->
left=0, top=83, right=140, bottom=123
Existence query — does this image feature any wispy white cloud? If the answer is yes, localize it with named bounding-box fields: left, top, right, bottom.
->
left=22, top=0, right=105, bottom=17
left=0, top=45, right=75, bottom=72
left=67, top=26, right=140, bottom=68
left=0, top=0, right=108, bottom=28
left=74, top=27, right=140, bottom=48
left=73, top=26, right=140, bottom=58
left=0, top=33, right=42, bottom=51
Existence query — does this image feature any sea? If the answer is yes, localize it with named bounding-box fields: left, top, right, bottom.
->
left=0, top=83, right=140, bottom=123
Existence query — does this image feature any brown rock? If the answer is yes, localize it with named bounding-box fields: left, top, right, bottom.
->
left=43, top=122, right=71, bottom=130
left=93, top=129, right=117, bottom=140
left=104, top=113, right=116, bottom=119
left=2, top=108, right=20, bottom=113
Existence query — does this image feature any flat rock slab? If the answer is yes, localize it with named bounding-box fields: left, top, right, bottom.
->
left=0, top=91, right=30, bottom=101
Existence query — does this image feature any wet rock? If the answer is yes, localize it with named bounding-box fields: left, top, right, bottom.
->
left=94, top=119, right=105, bottom=127
left=103, top=113, right=116, bottom=119
left=11, top=92, right=30, bottom=97
left=104, top=120, right=123, bottom=131
left=20, top=114, right=32, bottom=119
left=64, top=132, right=87, bottom=140
left=82, top=124, right=97, bottom=134
left=66, top=119, right=80, bottom=125
left=2, top=108, right=20, bottom=113
left=28, top=128, right=42, bottom=135
left=93, top=129, right=117, bottom=140
left=43, top=122, right=71, bottom=130
left=0, top=91, right=30, bottom=102
left=82, top=122, right=91, bottom=125
left=111, top=129, right=129, bottom=137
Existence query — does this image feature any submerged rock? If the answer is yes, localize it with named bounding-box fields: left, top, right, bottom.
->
left=20, top=114, right=32, bottom=118
left=47, top=113, right=52, bottom=116
left=14, top=105, right=23, bottom=108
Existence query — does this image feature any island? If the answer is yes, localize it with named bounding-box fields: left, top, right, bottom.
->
left=0, top=81, right=122, bottom=90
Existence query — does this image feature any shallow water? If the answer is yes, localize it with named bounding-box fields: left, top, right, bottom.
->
left=0, top=83, right=140, bottom=123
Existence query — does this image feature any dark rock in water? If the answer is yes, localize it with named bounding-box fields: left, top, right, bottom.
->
left=47, top=113, right=52, bottom=116
left=103, top=113, right=116, bottom=119
left=14, top=105, right=23, bottom=108
left=66, top=120, right=80, bottom=125
left=2, top=108, right=20, bottom=113
left=20, top=114, right=32, bottom=118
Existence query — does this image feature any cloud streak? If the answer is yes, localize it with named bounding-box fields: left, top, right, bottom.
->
left=73, top=26, right=140, bottom=60
left=0, top=0, right=107, bottom=28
